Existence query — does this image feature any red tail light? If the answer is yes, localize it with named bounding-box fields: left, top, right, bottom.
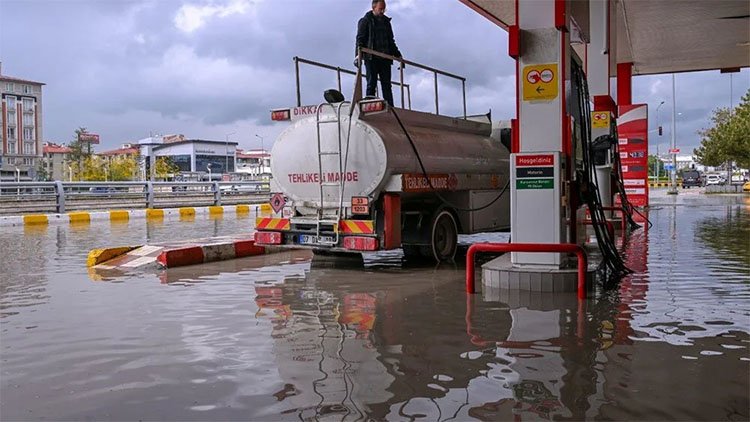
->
left=255, top=231, right=282, bottom=245
left=359, top=100, right=386, bottom=115
left=271, top=109, right=291, bottom=121
left=343, top=236, right=378, bottom=251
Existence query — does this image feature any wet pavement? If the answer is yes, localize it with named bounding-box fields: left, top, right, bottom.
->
left=1, top=192, right=748, bottom=421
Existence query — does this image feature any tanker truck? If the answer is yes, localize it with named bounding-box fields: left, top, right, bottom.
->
left=253, top=94, right=512, bottom=262
left=254, top=53, right=512, bottom=262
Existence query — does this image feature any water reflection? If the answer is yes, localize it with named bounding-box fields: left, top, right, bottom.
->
left=694, top=205, right=750, bottom=270
left=1, top=197, right=748, bottom=420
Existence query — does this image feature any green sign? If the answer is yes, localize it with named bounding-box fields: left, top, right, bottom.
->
left=517, top=179, right=553, bottom=189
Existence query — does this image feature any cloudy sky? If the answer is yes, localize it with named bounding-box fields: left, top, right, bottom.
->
left=1, top=0, right=748, bottom=154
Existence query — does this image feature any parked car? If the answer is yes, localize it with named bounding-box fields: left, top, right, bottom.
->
left=743, top=181, right=750, bottom=192
left=681, top=170, right=702, bottom=188
left=705, top=174, right=722, bottom=186
left=89, top=186, right=115, bottom=194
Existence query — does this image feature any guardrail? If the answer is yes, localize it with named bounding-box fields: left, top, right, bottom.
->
left=0, top=181, right=270, bottom=215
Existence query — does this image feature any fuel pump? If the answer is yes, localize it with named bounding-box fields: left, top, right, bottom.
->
left=568, top=54, right=632, bottom=280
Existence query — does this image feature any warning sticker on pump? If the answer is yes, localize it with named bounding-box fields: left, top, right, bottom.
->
left=522, top=64, right=558, bottom=101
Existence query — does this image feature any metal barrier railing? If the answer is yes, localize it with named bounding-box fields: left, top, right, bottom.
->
left=293, top=56, right=412, bottom=109
left=0, top=181, right=270, bottom=214
left=357, top=47, right=467, bottom=118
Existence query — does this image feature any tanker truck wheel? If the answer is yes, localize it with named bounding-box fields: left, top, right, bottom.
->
left=429, top=210, right=458, bottom=262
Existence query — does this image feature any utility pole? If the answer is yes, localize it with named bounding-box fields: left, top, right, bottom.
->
left=668, top=74, right=678, bottom=195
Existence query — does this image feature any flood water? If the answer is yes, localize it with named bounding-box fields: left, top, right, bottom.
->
left=1, top=193, right=748, bottom=421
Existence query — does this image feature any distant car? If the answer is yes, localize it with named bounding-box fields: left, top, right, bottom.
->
left=705, top=174, right=722, bottom=186
left=681, top=170, right=702, bottom=188
left=743, top=181, right=750, bottom=192
left=89, top=186, right=114, bottom=194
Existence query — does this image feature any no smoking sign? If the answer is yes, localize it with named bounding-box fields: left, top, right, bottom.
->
left=591, top=111, right=611, bottom=128
left=522, top=64, right=558, bottom=101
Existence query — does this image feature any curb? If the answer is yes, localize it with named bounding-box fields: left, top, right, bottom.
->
left=156, top=239, right=267, bottom=268
left=0, top=203, right=273, bottom=228
left=87, top=246, right=140, bottom=267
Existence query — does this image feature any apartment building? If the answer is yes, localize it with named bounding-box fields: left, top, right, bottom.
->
left=236, top=149, right=272, bottom=180
left=0, top=65, right=45, bottom=181
left=41, top=142, right=72, bottom=181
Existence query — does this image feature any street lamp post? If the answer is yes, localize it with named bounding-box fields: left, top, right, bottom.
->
left=656, top=100, right=665, bottom=182
left=207, top=163, right=213, bottom=181
left=667, top=73, right=678, bottom=195
left=255, top=134, right=265, bottom=179
left=14, top=166, right=20, bottom=195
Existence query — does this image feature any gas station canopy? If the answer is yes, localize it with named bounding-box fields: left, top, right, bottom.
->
left=460, top=0, right=750, bottom=75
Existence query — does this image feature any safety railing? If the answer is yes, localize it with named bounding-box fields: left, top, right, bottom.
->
left=0, top=181, right=270, bottom=215
left=465, top=242, right=589, bottom=300
left=293, top=56, right=412, bottom=109
left=357, top=47, right=467, bottom=118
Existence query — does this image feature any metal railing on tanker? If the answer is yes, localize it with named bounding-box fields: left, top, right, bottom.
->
left=357, top=47, right=467, bottom=118
left=294, top=50, right=468, bottom=118
left=293, top=56, right=412, bottom=109
left=0, top=180, right=270, bottom=215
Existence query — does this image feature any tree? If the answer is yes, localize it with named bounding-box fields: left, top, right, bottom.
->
left=81, top=156, right=106, bottom=181
left=648, top=154, right=664, bottom=178
left=109, top=156, right=139, bottom=181
left=695, top=89, right=750, bottom=169
left=154, top=157, right=179, bottom=180
left=36, top=160, right=50, bottom=181
left=68, top=127, right=93, bottom=181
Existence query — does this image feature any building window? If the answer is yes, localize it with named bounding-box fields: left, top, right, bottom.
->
left=24, top=142, right=34, bottom=154
left=5, top=82, right=14, bottom=92
left=22, top=85, right=31, bottom=94
left=6, top=96, right=16, bottom=109
left=23, top=98, right=33, bottom=112
left=7, top=110, right=15, bottom=124
left=23, top=113, right=33, bottom=126
left=8, top=141, right=16, bottom=154
left=23, top=127, right=34, bottom=141
left=169, top=155, right=192, bottom=172
left=23, top=158, right=33, bottom=165
left=195, top=154, right=234, bottom=173
left=7, top=126, right=16, bottom=139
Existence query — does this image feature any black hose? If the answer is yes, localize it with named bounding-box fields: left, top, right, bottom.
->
left=390, top=107, right=510, bottom=212
left=574, top=62, right=632, bottom=279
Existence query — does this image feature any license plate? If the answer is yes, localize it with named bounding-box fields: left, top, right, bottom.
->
left=299, top=234, right=335, bottom=245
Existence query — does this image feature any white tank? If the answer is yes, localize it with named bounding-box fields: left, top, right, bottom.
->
left=271, top=105, right=509, bottom=206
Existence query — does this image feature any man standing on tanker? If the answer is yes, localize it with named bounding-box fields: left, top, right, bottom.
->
left=355, top=0, right=403, bottom=107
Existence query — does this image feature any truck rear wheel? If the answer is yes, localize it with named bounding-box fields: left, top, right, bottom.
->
left=430, top=210, right=458, bottom=262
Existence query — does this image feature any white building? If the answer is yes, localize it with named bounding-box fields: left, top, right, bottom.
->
left=128, top=136, right=238, bottom=180
left=236, top=149, right=272, bottom=180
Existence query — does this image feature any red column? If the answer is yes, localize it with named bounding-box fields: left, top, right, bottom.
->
left=617, top=62, right=633, bottom=106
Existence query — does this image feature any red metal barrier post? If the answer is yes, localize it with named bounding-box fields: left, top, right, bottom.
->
left=466, top=242, right=588, bottom=299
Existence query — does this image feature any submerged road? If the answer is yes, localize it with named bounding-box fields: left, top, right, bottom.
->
left=0, top=193, right=748, bottom=420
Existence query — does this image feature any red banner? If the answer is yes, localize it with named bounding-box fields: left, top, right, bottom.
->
left=617, top=104, right=649, bottom=207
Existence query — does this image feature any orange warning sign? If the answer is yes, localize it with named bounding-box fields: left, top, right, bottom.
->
left=522, top=64, right=558, bottom=101
left=591, top=111, right=611, bottom=128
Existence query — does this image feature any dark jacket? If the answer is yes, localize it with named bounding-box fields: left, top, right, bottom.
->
left=356, top=11, right=401, bottom=63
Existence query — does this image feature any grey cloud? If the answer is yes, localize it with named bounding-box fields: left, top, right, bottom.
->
left=2, top=0, right=747, bottom=153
